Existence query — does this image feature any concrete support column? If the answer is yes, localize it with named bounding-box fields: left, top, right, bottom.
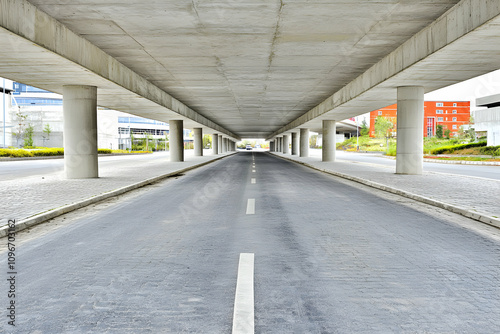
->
left=63, top=85, right=98, bottom=179
left=278, top=137, right=282, bottom=152
left=396, top=86, right=424, bottom=175
left=322, top=120, right=336, bottom=162
left=223, top=137, right=228, bottom=152
left=299, top=128, right=309, bottom=157
left=212, top=134, right=219, bottom=155
left=218, top=135, right=223, bottom=154
left=169, top=120, right=184, bottom=162
left=193, top=128, right=203, bottom=156
left=291, top=132, right=298, bottom=155
left=283, top=134, right=289, bottom=154
left=270, top=141, right=274, bottom=152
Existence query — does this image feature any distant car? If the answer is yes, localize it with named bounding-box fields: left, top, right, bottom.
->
left=246, top=145, right=252, bottom=150
left=255, top=144, right=261, bottom=148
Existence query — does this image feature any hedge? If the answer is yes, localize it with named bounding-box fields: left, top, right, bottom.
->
left=0, top=149, right=34, bottom=158
left=479, top=145, right=500, bottom=156
left=1, top=148, right=150, bottom=158
left=32, top=148, right=64, bottom=156
left=429, top=141, right=487, bottom=155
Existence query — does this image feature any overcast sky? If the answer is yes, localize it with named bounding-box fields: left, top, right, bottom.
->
left=424, top=69, right=500, bottom=110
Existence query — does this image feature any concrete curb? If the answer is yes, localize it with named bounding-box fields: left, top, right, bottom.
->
left=271, top=153, right=500, bottom=229
left=423, top=158, right=500, bottom=166
left=0, top=152, right=237, bottom=238
left=381, top=155, right=500, bottom=166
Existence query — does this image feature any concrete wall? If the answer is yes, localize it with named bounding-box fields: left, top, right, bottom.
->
left=475, top=107, right=500, bottom=146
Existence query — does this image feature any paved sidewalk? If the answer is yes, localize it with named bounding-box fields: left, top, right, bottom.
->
left=271, top=150, right=500, bottom=228
left=0, top=150, right=235, bottom=231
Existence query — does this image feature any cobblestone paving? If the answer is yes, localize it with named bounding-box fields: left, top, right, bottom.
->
left=0, top=150, right=233, bottom=227
left=272, top=150, right=500, bottom=220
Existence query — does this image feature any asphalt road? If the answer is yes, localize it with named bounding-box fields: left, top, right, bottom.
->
left=1, top=152, right=499, bottom=333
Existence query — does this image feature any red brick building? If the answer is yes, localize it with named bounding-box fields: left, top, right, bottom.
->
left=369, top=101, right=470, bottom=138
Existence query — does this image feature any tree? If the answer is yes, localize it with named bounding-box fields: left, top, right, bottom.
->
left=43, top=124, right=52, bottom=139
left=360, top=119, right=369, bottom=136
left=436, top=124, right=443, bottom=139
left=374, top=116, right=394, bottom=148
left=444, top=129, right=451, bottom=139
left=203, top=134, right=212, bottom=149
left=24, top=124, right=34, bottom=148
left=309, top=135, right=317, bottom=148
left=42, top=124, right=52, bottom=146
left=15, top=111, right=28, bottom=147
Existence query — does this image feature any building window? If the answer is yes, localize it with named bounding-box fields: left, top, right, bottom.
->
left=452, top=110, right=457, bottom=114
left=452, top=125, right=457, bottom=129
left=436, top=110, right=443, bottom=114
left=453, top=103, right=457, bottom=107
left=437, top=117, right=443, bottom=122
left=378, top=111, right=382, bottom=116
left=436, top=102, right=443, bottom=107
left=452, top=117, right=457, bottom=121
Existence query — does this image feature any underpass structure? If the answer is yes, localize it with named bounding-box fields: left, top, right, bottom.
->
left=2, top=0, right=500, bottom=177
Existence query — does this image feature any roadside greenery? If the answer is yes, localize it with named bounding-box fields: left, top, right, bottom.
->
left=336, top=135, right=498, bottom=158
left=0, top=148, right=151, bottom=158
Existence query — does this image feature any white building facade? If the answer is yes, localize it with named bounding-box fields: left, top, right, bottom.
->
left=475, top=94, right=500, bottom=146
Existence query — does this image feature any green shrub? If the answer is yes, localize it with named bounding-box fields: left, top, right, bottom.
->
left=32, top=148, right=64, bottom=156
left=97, top=148, right=112, bottom=154
left=479, top=145, right=500, bottom=156
left=430, top=141, right=486, bottom=155
left=0, top=149, right=34, bottom=158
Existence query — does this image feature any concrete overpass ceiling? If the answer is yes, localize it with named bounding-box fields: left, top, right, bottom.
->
left=25, top=0, right=460, bottom=138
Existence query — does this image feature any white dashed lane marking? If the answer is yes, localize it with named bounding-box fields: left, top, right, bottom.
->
left=251, top=178, right=256, bottom=184
left=246, top=199, right=255, bottom=215
left=232, top=253, right=255, bottom=334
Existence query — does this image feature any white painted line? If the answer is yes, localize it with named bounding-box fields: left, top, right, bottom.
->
left=232, top=253, right=255, bottom=334
left=252, top=170, right=256, bottom=173
left=246, top=199, right=255, bottom=215
left=251, top=178, right=256, bottom=184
